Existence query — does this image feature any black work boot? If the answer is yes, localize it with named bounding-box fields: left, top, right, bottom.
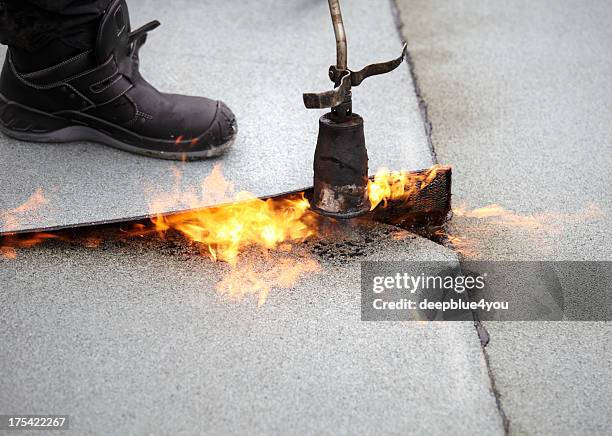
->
left=0, top=0, right=237, bottom=160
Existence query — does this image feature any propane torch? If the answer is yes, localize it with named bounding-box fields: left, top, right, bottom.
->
left=304, top=0, right=407, bottom=219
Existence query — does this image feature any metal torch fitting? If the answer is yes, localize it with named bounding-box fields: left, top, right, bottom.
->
left=311, top=113, right=370, bottom=218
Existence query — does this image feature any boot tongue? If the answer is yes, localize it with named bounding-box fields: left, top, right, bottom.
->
left=95, top=0, right=131, bottom=64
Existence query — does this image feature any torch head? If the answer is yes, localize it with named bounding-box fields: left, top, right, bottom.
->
left=303, top=0, right=407, bottom=218
left=311, top=112, right=370, bottom=218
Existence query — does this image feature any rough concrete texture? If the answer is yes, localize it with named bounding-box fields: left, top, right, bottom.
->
left=0, top=0, right=433, bottom=234
left=0, top=222, right=504, bottom=435
left=484, top=322, right=612, bottom=435
left=396, top=0, right=611, bottom=434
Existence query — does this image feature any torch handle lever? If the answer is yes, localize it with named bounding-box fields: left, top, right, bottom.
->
left=303, top=73, right=351, bottom=110
left=302, top=44, right=408, bottom=110
left=331, top=43, right=408, bottom=87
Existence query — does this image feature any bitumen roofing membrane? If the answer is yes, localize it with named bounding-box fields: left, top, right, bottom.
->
left=0, top=0, right=432, bottom=234
left=0, top=220, right=507, bottom=435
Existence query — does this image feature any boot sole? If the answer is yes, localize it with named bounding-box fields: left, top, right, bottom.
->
left=0, top=94, right=236, bottom=161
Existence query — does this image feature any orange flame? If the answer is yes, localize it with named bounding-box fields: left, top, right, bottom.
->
left=0, top=232, right=62, bottom=259
left=452, top=203, right=604, bottom=231
left=367, top=164, right=443, bottom=210
left=217, top=257, right=320, bottom=306
left=149, top=166, right=318, bottom=265
left=0, top=189, right=58, bottom=258
left=441, top=203, right=606, bottom=257
left=0, top=188, right=49, bottom=233
left=452, top=204, right=547, bottom=229
left=1, top=164, right=456, bottom=304
left=145, top=165, right=321, bottom=304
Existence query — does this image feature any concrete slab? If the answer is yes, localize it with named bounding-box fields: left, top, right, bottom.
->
left=395, top=0, right=612, bottom=238
left=0, top=0, right=432, bottom=234
left=0, top=223, right=504, bottom=435
left=396, top=0, right=612, bottom=433
left=483, top=322, right=612, bottom=435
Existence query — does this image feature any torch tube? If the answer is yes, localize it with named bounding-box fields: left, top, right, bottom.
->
left=328, top=0, right=347, bottom=70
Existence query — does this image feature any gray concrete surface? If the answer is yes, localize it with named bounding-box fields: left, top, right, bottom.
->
left=0, top=0, right=432, bottom=234
left=0, top=223, right=504, bottom=436
left=484, top=322, right=611, bottom=436
left=396, top=0, right=612, bottom=434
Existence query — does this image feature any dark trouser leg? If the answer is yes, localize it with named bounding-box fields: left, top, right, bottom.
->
left=0, top=0, right=112, bottom=71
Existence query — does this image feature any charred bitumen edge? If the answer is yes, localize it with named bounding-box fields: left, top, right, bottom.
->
left=0, top=166, right=452, bottom=263
left=0, top=188, right=308, bottom=236
left=1, top=166, right=452, bottom=236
